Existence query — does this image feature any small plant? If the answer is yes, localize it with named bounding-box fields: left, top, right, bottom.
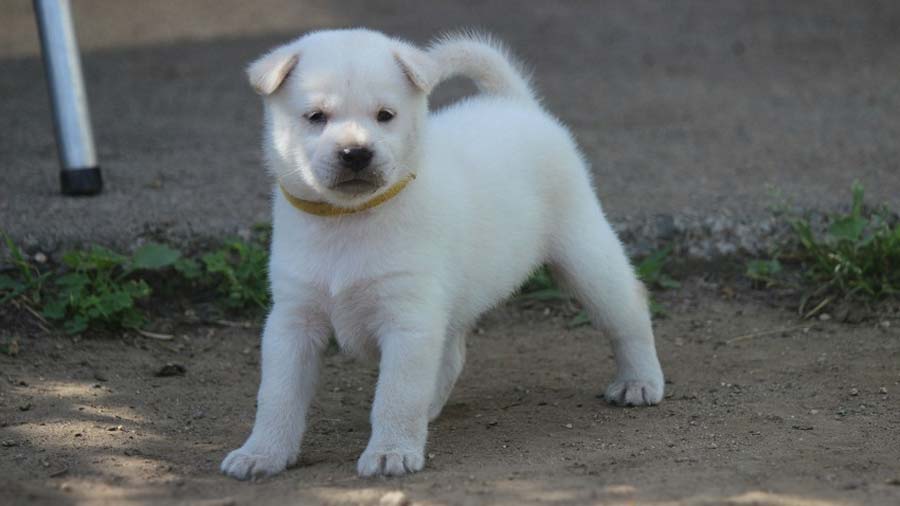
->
left=746, top=258, right=782, bottom=288
left=750, top=182, right=900, bottom=303
left=635, top=246, right=681, bottom=291
left=41, top=243, right=182, bottom=333
left=1, top=231, right=274, bottom=334
left=201, top=239, right=270, bottom=311
left=518, top=266, right=566, bottom=301
left=791, top=183, right=900, bottom=299
left=0, top=233, right=50, bottom=308
left=634, top=247, right=678, bottom=318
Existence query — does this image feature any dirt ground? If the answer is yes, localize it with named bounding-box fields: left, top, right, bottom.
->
left=1, top=276, right=899, bottom=506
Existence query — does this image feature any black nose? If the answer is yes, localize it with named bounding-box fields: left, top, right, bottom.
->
left=339, top=147, right=374, bottom=172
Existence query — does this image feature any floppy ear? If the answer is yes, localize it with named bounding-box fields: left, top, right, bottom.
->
left=393, top=45, right=438, bottom=94
left=246, top=45, right=300, bottom=95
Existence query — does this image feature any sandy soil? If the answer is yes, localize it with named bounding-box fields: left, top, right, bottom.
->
left=1, top=278, right=899, bottom=506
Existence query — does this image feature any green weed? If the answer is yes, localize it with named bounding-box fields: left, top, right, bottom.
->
left=518, top=266, right=566, bottom=301
left=635, top=246, right=681, bottom=291
left=41, top=243, right=182, bottom=333
left=201, top=239, right=270, bottom=310
left=749, top=182, right=900, bottom=302
left=0, top=233, right=50, bottom=307
left=1, top=233, right=270, bottom=335
left=745, top=259, right=782, bottom=288
left=3, top=226, right=679, bottom=334
left=634, top=247, right=678, bottom=319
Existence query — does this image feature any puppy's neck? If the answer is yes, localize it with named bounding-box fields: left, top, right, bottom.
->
left=279, top=173, right=417, bottom=217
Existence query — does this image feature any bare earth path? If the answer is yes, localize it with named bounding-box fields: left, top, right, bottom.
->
left=2, top=279, right=899, bottom=506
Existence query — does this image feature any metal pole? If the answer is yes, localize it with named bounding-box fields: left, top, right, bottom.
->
left=34, top=0, right=102, bottom=195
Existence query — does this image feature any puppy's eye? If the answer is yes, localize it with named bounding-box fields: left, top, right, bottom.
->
left=306, top=110, right=327, bottom=124
left=376, top=109, right=395, bottom=123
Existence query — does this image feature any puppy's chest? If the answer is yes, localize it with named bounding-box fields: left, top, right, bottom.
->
left=322, top=283, right=385, bottom=360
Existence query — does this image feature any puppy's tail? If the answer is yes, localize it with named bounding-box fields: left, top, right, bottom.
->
left=428, top=32, right=538, bottom=106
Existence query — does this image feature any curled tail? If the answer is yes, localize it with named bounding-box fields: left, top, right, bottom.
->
left=427, top=32, right=538, bottom=106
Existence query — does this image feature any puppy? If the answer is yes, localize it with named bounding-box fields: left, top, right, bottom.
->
left=221, top=29, right=664, bottom=480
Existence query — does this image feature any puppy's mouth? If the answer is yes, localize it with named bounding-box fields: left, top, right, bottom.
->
left=327, top=171, right=383, bottom=195
left=331, top=178, right=381, bottom=195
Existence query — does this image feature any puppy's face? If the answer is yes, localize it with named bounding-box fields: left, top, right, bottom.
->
left=249, top=30, right=437, bottom=206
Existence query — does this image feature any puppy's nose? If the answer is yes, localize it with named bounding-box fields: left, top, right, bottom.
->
left=338, top=147, right=374, bottom=172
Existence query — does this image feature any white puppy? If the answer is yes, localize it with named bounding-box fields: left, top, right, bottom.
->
left=221, top=29, right=664, bottom=480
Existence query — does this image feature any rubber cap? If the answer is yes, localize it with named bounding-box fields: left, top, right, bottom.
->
left=60, top=167, right=103, bottom=196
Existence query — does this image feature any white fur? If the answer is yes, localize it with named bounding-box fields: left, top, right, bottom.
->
left=221, top=29, right=664, bottom=480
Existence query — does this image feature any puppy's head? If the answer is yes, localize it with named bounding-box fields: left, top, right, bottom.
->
left=248, top=29, right=437, bottom=206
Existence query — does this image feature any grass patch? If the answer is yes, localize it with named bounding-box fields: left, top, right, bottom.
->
left=3, top=223, right=678, bottom=335
left=747, top=182, right=900, bottom=312
left=41, top=245, right=167, bottom=333
left=1, top=229, right=271, bottom=335
left=199, top=238, right=269, bottom=310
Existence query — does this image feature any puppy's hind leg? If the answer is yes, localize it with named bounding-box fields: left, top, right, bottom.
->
left=548, top=185, right=664, bottom=406
left=428, top=328, right=466, bottom=421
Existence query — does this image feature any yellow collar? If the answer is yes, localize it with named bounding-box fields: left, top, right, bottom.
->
left=279, top=174, right=416, bottom=217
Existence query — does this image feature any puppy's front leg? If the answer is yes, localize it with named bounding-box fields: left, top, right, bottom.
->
left=221, top=303, right=328, bottom=480
left=357, top=316, right=443, bottom=477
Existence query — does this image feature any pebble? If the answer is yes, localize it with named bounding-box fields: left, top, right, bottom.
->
left=849, top=388, right=859, bottom=396
left=33, top=252, right=47, bottom=263
left=379, top=491, right=410, bottom=506
left=564, top=423, right=573, bottom=429
left=879, top=387, right=888, bottom=394
left=818, top=313, right=831, bottom=321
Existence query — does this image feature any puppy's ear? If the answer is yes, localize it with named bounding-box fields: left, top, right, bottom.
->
left=393, top=46, right=438, bottom=94
left=247, top=45, right=300, bottom=96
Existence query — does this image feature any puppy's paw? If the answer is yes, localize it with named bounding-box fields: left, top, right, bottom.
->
left=605, top=378, right=663, bottom=407
left=221, top=445, right=296, bottom=480
left=357, top=448, right=425, bottom=477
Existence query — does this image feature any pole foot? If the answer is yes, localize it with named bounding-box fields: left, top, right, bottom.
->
left=60, top=167, right=102, bottom=195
